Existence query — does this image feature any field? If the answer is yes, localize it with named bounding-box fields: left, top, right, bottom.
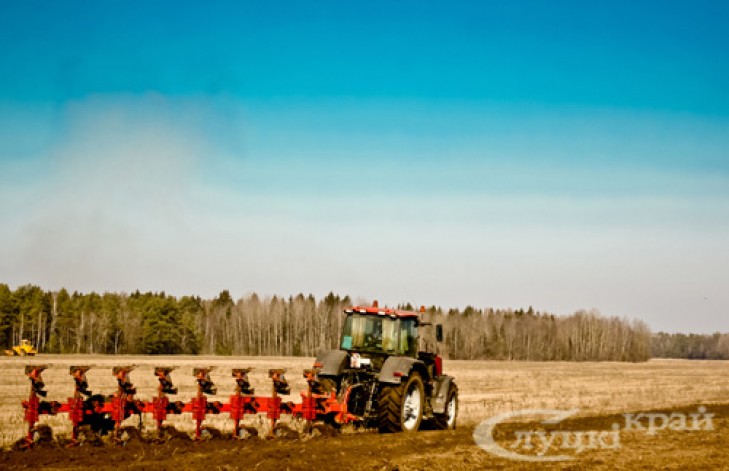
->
left=1, top=356, right=728, bottom=469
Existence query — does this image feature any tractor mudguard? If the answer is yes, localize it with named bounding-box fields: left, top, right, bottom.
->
left=314, top=350, right=348, bottom=376
left=378, top=357, right=427, bottom=384
left=431, top=375, right=456, bottom=414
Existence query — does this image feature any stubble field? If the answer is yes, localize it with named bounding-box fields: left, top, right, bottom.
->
left=1, top=356, right=728, bottom=469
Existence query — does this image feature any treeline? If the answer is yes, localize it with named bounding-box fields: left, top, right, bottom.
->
left=0, top=284, right=651, bottom=361
left=0, top=285, right=351, bottom=356
left=652, top=332, right=729, bottom=360
left=440, top=306, right=651, bottom=362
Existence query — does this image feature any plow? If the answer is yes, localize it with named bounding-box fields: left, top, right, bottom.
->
left=20, top=364, right=345, bottom=447
left=17, top=302, right=459, bottom=448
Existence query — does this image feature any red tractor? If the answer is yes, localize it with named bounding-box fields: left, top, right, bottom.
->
left=314, top=301, right=458, bottom=432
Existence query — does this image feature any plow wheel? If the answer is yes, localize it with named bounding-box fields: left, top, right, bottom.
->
left=432, top=383, right=458, bottom=430
left=377, top=373, right=424, bottom=433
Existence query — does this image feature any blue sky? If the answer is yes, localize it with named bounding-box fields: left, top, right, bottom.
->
left=1, top=1, right=727, bottom=332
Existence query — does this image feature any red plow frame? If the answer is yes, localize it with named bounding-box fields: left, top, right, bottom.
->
left=20, top=364, right=355, bottom=447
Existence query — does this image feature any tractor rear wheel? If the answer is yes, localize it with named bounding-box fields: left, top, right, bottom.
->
left=377, top=373, right=424, bottom=433
left=433, top=383, right=458, bottom=430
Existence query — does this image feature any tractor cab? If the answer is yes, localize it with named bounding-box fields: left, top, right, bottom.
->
left=338, top=301, right=444, bottom=378
left=340, top=305, right=419, bottom=357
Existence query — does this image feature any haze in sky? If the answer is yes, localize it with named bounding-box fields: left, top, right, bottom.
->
left=1, top=1, right=727, bottom=333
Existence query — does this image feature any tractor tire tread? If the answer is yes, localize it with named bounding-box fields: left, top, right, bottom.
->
left=377, top=383, right=405, bottom=433
left=377, top=373, right=423, bottom=433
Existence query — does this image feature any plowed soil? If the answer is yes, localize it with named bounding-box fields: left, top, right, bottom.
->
left=2, top=403, right=727, bottom=470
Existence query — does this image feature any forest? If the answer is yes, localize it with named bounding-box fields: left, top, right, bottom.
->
left=652, top=331, right=729, bottom=360
left=0, top=284, right=660, bottom=361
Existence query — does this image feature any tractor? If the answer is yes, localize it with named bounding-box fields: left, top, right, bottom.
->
left=4, top=339, right=37, bottom=356
left=314, top=301, right=458, bottom=432
left=16, top=302, right=458, bottom=445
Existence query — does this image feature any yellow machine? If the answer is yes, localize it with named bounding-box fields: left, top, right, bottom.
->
left=4, top=339, right=37, bottom=356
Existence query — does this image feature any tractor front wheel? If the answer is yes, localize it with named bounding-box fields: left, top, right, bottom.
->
left=377, top=373, right=424, bottom=433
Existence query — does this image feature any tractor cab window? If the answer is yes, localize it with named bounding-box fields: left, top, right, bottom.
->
left=400, top=319, right=418, bottom=356
left=341, top=314, right=399, bottom=353
left=341, top=314, right=418, bottom=356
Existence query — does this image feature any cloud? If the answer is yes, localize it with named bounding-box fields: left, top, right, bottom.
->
left=1, top=95, right=219, bottom=293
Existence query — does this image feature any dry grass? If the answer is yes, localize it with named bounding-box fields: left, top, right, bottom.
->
left=1, top=356, right=728, bottom=448
left=452, top=358, right=729, bottom=424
